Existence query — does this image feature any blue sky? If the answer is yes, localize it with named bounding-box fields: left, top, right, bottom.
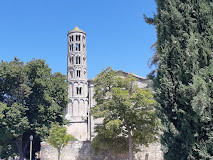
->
left=0, top=0, right=157, bottom=79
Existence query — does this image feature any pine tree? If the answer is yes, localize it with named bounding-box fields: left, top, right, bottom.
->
left=153, top=0, right=213, bottom=159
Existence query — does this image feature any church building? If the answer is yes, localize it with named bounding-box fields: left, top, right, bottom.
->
left=65, top=25, right=149, bottom=141
left=41, top=26, right=163, bottom=160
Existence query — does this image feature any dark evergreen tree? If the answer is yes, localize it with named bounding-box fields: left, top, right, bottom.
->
left=153, top=0, right=213, bottom=159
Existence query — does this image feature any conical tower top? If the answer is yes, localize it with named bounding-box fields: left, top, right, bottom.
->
left=71, top=25, right=84, bottom=32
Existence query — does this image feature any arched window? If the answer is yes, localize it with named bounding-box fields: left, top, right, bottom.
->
left=76, top=57, right=78, bottom=64
left=76, top=35, right=81, bottom=41
left=69, top=57, right=74, bottom=64
left=71, top=57, right=74, bottom=64
left=78, top=43, right=80, bottom=51
left=76, top=43, right=80, bottom=51
left=70, top=35, right=73, bottom=42
left=69, top=57, right=73, bottom=64
left=79, top=87, right=82, bottom=94
left=76, top=56, right=81, bottom=64
left=77, top=70, right=81, bottom=77
left=70, top=71, right=73, bottom=78
left=76, top=87, right=82, bottom=95
left=70, top=44, right=73, bottom=51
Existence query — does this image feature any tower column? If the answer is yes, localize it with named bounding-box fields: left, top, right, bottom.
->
left=66, top=26, right=88, bottom=141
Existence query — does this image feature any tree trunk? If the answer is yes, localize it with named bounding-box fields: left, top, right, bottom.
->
left=127, top=126, right=133, bottom=160
left=16, top=136, right=25, bottom=160
left=58, top=148, right=61, bottom=160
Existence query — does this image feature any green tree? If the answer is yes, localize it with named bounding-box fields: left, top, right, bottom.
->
left=0, top=142, right=17, bottom=159
left=91, top=67, right=159, bottom=160
left=151, top=0, right=213, bottom=159
left=143, top=13, right=159, bottom=79
left=47, top=123, right=74, bottom=160
left=0, top=58, right=68, bottom=160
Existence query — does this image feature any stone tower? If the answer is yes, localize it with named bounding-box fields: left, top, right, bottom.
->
left=66, top=26, right=88, bottom=141
left=40, top=27, right=164, bottom=160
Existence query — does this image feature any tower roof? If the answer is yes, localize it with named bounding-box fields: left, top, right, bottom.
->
left=68, top=25, right=85, bottom=35
left=72, top=25, right=83, bottom=32
left=71, top=25, right=84, bottom=32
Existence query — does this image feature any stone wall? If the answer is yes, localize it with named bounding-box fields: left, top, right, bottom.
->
left=135, top=143, right=163, bottom=160
left=40, top=141, right=163, bottom=160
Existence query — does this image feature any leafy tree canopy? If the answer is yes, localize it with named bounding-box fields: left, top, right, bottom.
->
left=0, top=58, right=68, bottom=160
left=47, top=123, right=74, bottom=160
left=91, top=67, right=160, bottom=160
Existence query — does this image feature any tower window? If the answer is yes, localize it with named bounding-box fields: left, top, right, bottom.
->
left=76, top=87, right=82, bottom=95
left=76, top=87, right=79, bottom=94
left=77, top=70, right=81, bottom=77
left=70, top=71, right=73, bottom=78
left=70, top=35, right=73, bottom=42
left=76, top=56, right=81, bottom=64
left=76, top=35, right=81, bottom=41
left=69, top=57, right=74, bottom=64
left=76, top=43, right=80, bottom=51
left=70, top=44, right=73, bottom=51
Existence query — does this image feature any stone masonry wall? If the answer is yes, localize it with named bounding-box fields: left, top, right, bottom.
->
left=40, top=141, right=163, bottom=160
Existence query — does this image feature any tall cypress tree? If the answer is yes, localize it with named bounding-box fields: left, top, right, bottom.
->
left=153, top=0, right=213, bottom=159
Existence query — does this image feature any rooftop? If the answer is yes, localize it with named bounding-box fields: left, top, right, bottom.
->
left=68, top=25, right=85, bottom=34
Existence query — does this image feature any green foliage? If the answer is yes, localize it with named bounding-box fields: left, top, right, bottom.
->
left=0, top=58, right=68, bottom=159
left=152, top=0, right=213, bottom=159
left=0, top=139, right=18, bottom=159
left=47, top=123, right=74, bottom=160
left=91, top=67, right=160, bottom=158
left=143, top=14, right=159, bottom=76
left=92, top=125, right=129, bottom=156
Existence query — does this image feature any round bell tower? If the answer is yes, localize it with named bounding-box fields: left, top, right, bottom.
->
left=66, top=25, right=88, bottom=141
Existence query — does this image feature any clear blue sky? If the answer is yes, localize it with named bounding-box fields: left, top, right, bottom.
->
left=0, top=0, right=157, bottom=79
